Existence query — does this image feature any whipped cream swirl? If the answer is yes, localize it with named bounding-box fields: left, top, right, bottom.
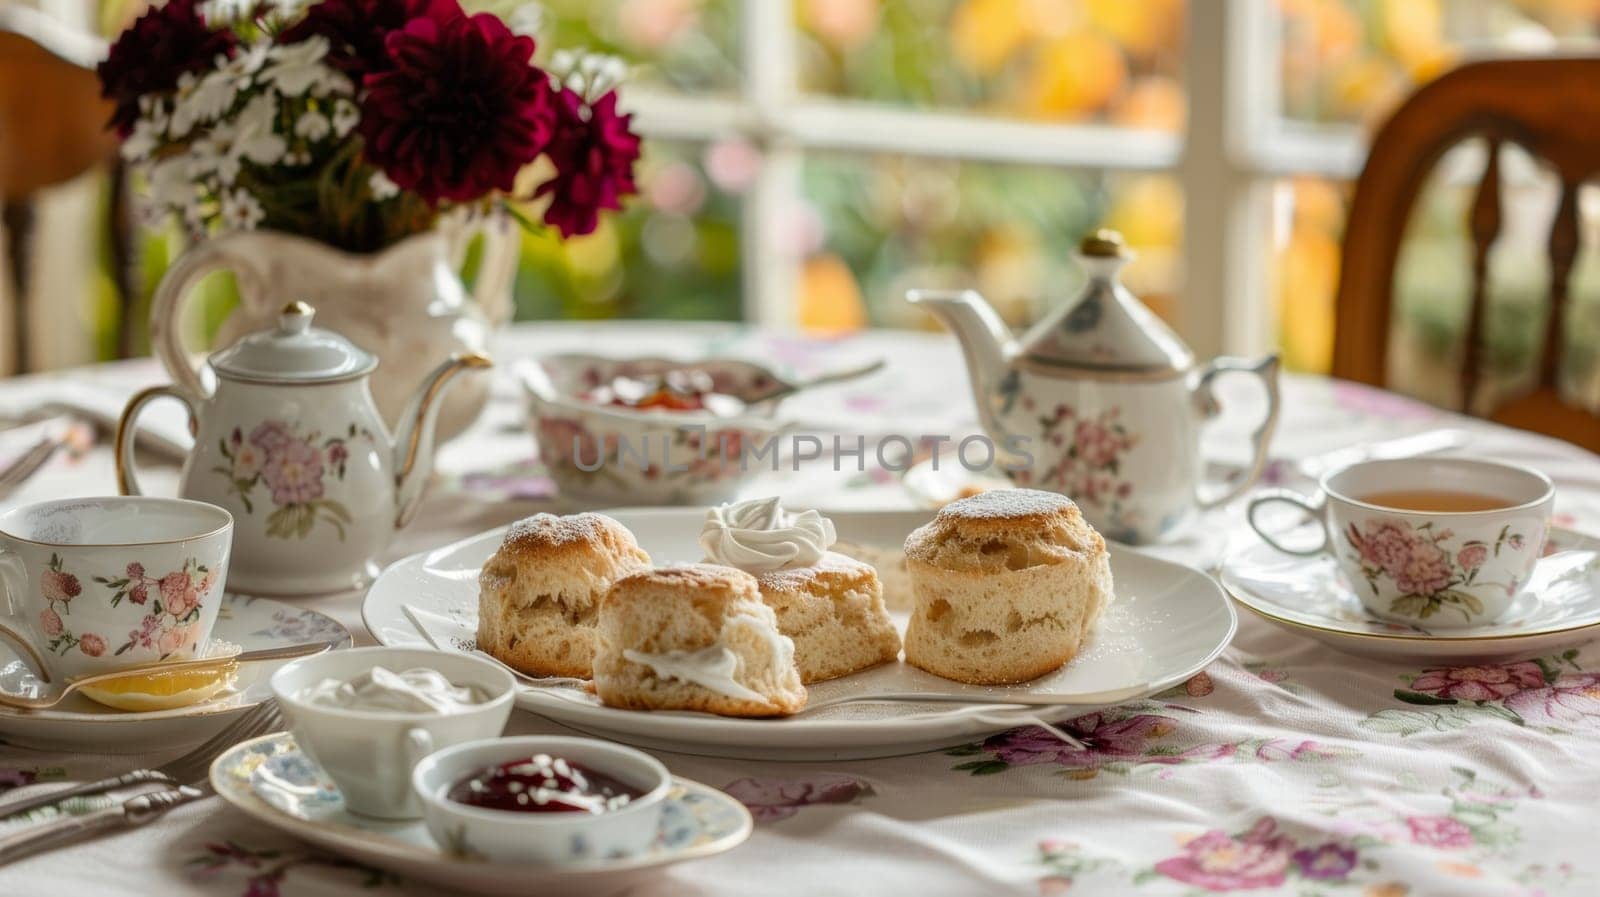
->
left=298, top=666, right=485, bottom=714
left=699, top=496, right=836, bottom=573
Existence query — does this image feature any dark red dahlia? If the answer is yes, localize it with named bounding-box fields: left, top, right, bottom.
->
left=358, top=11, right=555, bottom=204
left=96, top=0, right=237, bottom=136
left=535, top=89, right=642, bottom=238
left=280, top=0, right=461, bottom=79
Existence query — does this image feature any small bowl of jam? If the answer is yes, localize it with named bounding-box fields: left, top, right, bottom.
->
left=412, top=735, right=671, bottom=865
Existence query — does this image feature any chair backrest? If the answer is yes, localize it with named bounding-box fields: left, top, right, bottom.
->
left=1331, top=56, right=1600, bottom=452
left=0, top=6, right=115, bottom=198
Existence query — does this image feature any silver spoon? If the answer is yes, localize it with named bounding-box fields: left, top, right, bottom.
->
left=0, top=640, right=337, bottom=711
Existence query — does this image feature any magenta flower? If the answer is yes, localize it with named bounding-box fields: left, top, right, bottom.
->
left=981, top=713, right=1179, bottom=768
left=1504, top=673, right=1600, bottom=726
left=1154, top=818, right=1293, bottom=891
left=262, top=439, right=326, bottom=505
left=1456, top=543, right=1488, bottom=570
left=281, top=0, right=461, bottom=78
left=95, top=0, right=237, bottom=136
left=1291, top=843, right=1357, bottom=880
left=535, top=89, right=642, bottom=237
left=78, top=634, right=106, bottom=657
left=722, top=774, right=872, bottom=822
left=1406, top=815, right=1474, bottom=849
left=1410, top=661, right=1546, bottom=702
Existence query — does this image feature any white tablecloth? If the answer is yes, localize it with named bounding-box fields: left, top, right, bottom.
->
left=2, top=322, right=1599, bottom=897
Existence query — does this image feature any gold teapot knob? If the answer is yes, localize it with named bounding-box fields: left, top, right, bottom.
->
left=1079, top=228, right=1129, bottom=258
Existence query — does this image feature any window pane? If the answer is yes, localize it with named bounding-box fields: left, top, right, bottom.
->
left=1271, top=163, right=1600, bottom=412
left=798, top=153, right=1181, bottom=329
left=1278, top=0, right=1600, bottom=127
left=534, top=0, right=740, bottom=93
left=796, top=0, right=1187, bottom=130
left=510, top=141, right=742, bottom=321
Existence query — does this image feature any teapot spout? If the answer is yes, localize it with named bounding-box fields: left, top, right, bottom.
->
left=393, top=352, right=493, bottom=528
left=906, top=289, right=1017, bottom=435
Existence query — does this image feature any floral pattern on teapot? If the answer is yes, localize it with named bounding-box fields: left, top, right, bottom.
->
left=213, top=421, right=374, bottom=541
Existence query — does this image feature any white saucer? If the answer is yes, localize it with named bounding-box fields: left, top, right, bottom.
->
left=1220, top=528, right=1600, bottom=662
left=210, top=732, right=752, bottom=897
left=0, top=594, right=350, bottom=752
left=363, top=508, right=1237, bottom=760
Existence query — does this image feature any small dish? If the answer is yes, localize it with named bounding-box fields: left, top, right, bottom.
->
left=1221, top=527, right=1600, bottom=662
left=211, top=732, right=751, bottom=897
left=413, top=735, right=671, bottom=864
left=271, top=646, right=516, bottom=819
left=517, top=354, right=791, bottom=506
left=0, top=593, right=349, bottom=752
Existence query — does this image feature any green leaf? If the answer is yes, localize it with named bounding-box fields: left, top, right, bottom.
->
left=1394, top=689, right=1456, bottom=706
left=1447, top=590, right=1485, bottom=616
left=951, top=760, right=1009, bottom=776
left=1359, top=707, right=1479, bottom=737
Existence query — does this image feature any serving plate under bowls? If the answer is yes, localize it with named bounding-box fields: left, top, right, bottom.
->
left=0, top=594, right=350, bottom=752
left=211, top=732, right=752, bottom=897
left=363, top=509, right=1236, bottom=760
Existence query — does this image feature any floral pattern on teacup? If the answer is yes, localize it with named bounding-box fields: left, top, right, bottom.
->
left=214, top=420, right=370, bottom=541
left=1345, top=520, right=1527, bottom=623
left=103, top=557, right=216, bottom=658
left=38, top=553, right=106, bottom=657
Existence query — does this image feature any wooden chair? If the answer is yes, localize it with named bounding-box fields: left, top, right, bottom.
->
left=1331, top=56, right=1600, bottom=453
left=0, top=6, right=136, bottom=372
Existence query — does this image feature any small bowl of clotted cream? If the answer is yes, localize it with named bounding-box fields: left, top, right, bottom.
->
left=270, top=646, right=515, bottom=819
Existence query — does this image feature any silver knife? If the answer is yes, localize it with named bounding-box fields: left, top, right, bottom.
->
left=0, top=785, right=208, bottom=865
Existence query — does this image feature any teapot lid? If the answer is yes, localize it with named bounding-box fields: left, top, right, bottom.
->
left=1016, top=230, right=1194, bottom=373
left=209, top=302, right=376, bottom=383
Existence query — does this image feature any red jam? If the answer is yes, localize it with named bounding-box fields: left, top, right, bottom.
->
left=580, top=371, right=744, bottom=416
left=447, top=754, right=644, bottom=814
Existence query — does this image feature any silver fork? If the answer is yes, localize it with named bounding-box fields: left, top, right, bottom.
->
left=0, top=700, right=282, bottom=822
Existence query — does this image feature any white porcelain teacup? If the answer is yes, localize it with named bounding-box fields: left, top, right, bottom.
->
left=1247, top=458, right=1554, bottom=628
left=0, top=497, right=233, bottom=681
left=271, top=647, right=515, bottom=819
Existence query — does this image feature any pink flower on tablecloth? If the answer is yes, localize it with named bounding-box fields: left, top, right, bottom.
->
left=1154, top=818, right=1293, bottom=891
left=160, top=571, right=200, bottom=619
left=1504, top=673, right=1600, bottom=726
left=722, top=773, right=872, bottom=821
left=1456, top=543, right=1488, bottom=571
left=1291, top=843, right=1357, bottom=880
left=982, top=713, right=1179, bottom=768
left=1410, top=662, right=1545, bottom=702
left=1406, top=815, right=1474, bottom=849
left=41, top=568, right=81, bottom=603
left=78, top=633, right=106, bottom=657
left=261, top=438, right=325, bottom=505
left=1253, top=739, right=1328, bottom=762
left=39, top=608, right=62, bottom=637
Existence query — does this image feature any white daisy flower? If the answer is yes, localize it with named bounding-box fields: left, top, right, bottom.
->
left=294, top=110, right=331, bottom=141
left=171, top=69, right=239, bottom=137
left=120, top=118, right=163, bottom=162
left=508, top=3, right=543, bottom=37
left=331, top=98, right=360, bottom=138
left=547, top=49, right=627, bottom=100
left=368, top=170, right=400, bottom=201
left=208, top=92, right=287, bottom=185
left=260, top=37, right=349, bottom=97
left=221, top=188, right=265, bottom=231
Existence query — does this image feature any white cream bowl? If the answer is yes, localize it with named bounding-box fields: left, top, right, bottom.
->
left=412, top=735, right=672, bottom=865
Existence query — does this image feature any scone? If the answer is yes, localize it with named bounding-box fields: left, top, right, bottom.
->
left=755, top=552, right=901, bottom=684
left=902, top=489, right=1112, bottom=685
left=477, top=513, right=650, bottom=678
left=593, top=564, right=806, bottom=717
left=832, top=540, right=913, bottom=612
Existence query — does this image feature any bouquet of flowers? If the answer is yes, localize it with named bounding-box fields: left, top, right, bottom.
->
left=97, top=0, right=642, bottom=251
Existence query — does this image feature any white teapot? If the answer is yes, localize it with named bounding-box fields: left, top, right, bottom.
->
left=908, top=230, right=1281, bottom=544
left=115, top=302, right=490, bottom=595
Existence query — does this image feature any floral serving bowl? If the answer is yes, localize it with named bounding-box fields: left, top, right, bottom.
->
left=412, top=735, right=672, bottom=865
left=517, top=354, right=796, bottom=506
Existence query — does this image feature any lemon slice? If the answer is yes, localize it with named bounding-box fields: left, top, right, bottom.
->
left=80, top=661, right=239, bottom=712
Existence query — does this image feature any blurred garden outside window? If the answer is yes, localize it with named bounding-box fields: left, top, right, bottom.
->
left=28, top=0, right=1600, bottom=385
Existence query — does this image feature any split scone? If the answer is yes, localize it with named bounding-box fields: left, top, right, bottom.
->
left=593, top=564, right=807, bottom=717
left=700, top=497, right=901, bottom=683
left=902, top=489, right=1112, bottom=685
left=831, top=540, right=913, bottom=612
left=477, top=513, right=650, bottom=678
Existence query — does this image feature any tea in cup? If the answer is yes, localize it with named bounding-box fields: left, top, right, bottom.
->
left=0, top=497, right=233, bottom=681
left=1247, top=458, right=1554, bottom=628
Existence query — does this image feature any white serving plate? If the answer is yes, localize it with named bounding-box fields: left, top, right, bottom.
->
left=211, top=732, right=751, bottom=897
left=0, top=594, right=350, bottom=752
left=364, top=509, right=1236, bottom=760
left=1221, top=528, right=1600, bottom=663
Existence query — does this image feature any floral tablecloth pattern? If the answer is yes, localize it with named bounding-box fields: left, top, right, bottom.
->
left=3, top=322, right=1599, bottom=897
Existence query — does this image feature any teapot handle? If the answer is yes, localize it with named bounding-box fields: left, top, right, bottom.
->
left=1192, top=354, right=1282, bottom=510
left=149, top=235, right=262, bottom=401
left=114, top=385, right=200, bottom=496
